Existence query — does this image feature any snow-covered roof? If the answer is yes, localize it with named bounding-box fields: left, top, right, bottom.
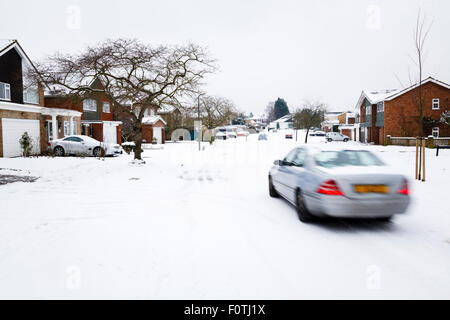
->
left=142, top=115, right=167, bottom=126
left=0, top=39, right=37, bottom=71
left=0, top=39, right=14, bottom=52
left=273, top=114, right=293, bottom=123
left=355, top=77, right=449, bottom=111
left=384, top=77, right=450, bottom=101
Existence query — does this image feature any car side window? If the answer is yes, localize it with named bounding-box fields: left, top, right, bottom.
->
left=284, top=149, right=298, bottom=165
left=73, top=137, right=83, bottom=143
left=291, top=149, right=306, bottom=167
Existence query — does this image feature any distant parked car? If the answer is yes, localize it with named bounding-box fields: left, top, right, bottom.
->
left=49, top=135, right=121, bottom=157
left=237, top=130, right=250, bottom=137
left=326, top=132, right=350, bottom=142
left=312, top=130, right=326, bottom=137
left=226, top=129, right=237, bottom=139
left=258, top=133, right=268, bottom=141
left=286, top=134, right=293, bottom=139
left=269, top=146, right=411, bottom=222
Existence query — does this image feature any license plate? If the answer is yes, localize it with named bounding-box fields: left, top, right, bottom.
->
left=354, top=185, right=389, bottom=194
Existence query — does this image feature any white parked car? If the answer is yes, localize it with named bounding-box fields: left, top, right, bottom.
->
left=326, top=132, right=350, bottom=142
left=49, top=135, right=122, bottom=157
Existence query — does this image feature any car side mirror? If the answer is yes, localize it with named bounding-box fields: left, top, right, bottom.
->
left=274, top=160, right=282, bottom=166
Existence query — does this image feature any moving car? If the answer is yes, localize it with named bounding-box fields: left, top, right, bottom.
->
left=49, top=135, right=122, bottom=157
left=268, top=146, right=410, bottom=222
left=326, top=132, right=350, bottom=142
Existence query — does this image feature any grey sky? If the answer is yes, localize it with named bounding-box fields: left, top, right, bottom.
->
left=1, top=0, right=449, bottom=114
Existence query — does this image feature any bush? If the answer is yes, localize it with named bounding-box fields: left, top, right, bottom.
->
left=19, top=132, right=33, bottom=157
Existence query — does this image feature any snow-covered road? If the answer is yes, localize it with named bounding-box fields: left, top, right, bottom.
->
left=1, top=131, right=449, bottom=299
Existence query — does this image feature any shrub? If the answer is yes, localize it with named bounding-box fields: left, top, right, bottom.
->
left=19, top=132, right=33, bottom=157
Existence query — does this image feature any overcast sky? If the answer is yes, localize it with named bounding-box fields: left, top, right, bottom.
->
left=1, top=0, right=449, bottom=114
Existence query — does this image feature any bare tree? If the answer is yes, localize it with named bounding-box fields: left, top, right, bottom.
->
left=31, top=39, right=216, bottom=160
left=411, top=10, right=433, bottom=137
left=265, top=102, right=276, bottom=122
left=200, top=96, right=236, bottom=129
left=293, top=101, right=326, bottom=144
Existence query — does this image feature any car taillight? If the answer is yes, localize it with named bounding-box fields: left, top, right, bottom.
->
left=397, top=180, right=411, bottom=195
left=47, top=142, right=51, bottom=147
left=317, top=180, right=344, bottom=196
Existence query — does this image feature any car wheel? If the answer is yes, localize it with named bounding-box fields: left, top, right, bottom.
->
left=93, top=147, right=103, bottom=157
left=296, top=189, right=314, bottom=223
left=269, top=176, right=279, bottom=198
left=54, top=146, right=65, bottom=157
left=344, top=138, right=349, bottom=142
left=327, top=138, right=332, bottom=142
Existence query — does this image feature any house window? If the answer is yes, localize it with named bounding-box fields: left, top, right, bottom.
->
left=103, top=102, right=111, bottom=113
left=0, top=82, right=11, bottom=101
left=377, top=102, right=384, bottom=112
left=83, top=99, right=97, bottom=112
left=432, top=127, right=439, bottom=138
left=64, top=121, right=77, bottom=136
left=432, top=99, right=440, bottom=110
left=64, top=121, right=70, bottom=136
left=24, top=87, right=39, bottom=104
left=366, top=105, right=371, bottom=115
left=150, top=109, right=155, bottom=116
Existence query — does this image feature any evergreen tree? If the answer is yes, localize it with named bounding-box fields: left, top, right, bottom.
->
left=274, top=98, right=290, bottom=120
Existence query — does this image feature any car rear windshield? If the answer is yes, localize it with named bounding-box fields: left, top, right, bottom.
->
left=314, top=150, right=385, bottom=168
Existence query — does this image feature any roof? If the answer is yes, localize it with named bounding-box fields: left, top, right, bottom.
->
left=355, top=89, right=398, bottom=110
left=0, top=39, right=38, bottom=72
left=273, top=114, right=293, bottom=123
left=384, top=77, right=450, bottom=101
left=355, top=77, right=450, bottom=110
left=0, top=40, right=14, bottom=52
left=142, top=115, right=167, bottom=126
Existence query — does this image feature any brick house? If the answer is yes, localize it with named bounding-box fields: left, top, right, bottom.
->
left=355, top=77, right=450, bottom=145
left=337, top=112, right=357, bottom=140
left=45, top=78, right=122, bottom=145
left=0, top=40, right=81, bottom=158
left=117, top=104, right=166, bottom=144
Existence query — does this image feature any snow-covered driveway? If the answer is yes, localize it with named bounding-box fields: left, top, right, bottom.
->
left=1, top=131, right=449, bottom=299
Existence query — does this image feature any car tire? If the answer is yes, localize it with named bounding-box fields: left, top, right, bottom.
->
left=296, top=189, right=314, bottom=223
left=269, top=176, right=279, bottom=198
left=327, top=138, right=332, bottom=142
left=93, top=147, right=104, bottom=157
left=344, top=138, right=349, bottom=142
left=54, top=146, right=65, bottom=157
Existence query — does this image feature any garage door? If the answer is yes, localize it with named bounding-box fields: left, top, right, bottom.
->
left=1, top=118, right=41, bottom=158
left=153, top=127, right=162, bottom=144
left=103, top=123, right=117, bottom=144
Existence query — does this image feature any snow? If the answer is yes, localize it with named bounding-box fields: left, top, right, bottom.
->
left=0, top=130, right=449, bottom=299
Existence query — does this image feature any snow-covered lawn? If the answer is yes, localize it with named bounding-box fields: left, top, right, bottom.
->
left=1, top=130, right=449, bottom=299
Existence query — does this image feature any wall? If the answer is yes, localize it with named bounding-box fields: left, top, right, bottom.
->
left=385, top=81, right=450, bottom=139
left=0, top=49, right=23, bottom=104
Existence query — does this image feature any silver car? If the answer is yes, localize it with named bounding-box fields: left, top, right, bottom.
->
left=269, top=146, right=410, bottom=222
left=326, top=132, right=350, bottom=142
left=49, top=135, right=122, bottom=157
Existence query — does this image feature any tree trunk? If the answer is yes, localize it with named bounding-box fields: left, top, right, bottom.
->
left=305, top=128, right=309, bottom=144
left=134, top=123, right=143, bottom=160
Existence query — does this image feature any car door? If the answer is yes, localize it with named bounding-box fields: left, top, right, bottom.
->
left=280, top=149, right=308, bottom=204
left=61, top=137, right=75, bottom=154
left=273, top=149, right=301, bottom=201
left=70, top=137, right=86, bottom=155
